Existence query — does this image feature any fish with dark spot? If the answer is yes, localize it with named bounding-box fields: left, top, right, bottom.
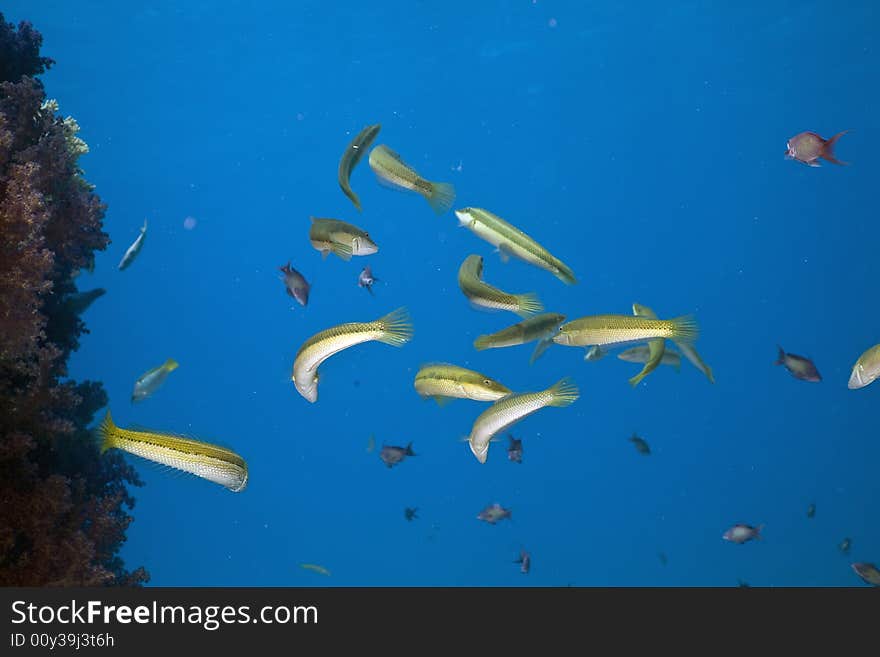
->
left=723, top=523, right=763, bottom=544
left=785, top=131, right=849, bottom=167
left=775, top=345, right=821, bottom=382
left=279, top=262, right=310, bottom=306
left=514, top=550, right=530, bottom=574
left=477, top=503, right=511, bottom=525
left=806, top=503, right=816, bottom=519
left=379, top=442, right=415, bottom=468
left=839, top=537, right=852, bottom=554
left=358, top=266, right=378, bottom=295
left=404, top=507, right=418, bottom=521
left=629, top=433, right=650, bottom=455
left=507, top=435, right=523, bottom=463
left=851, top=562, right=880, bottom=586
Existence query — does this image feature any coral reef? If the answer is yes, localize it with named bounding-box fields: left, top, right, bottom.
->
left=0, top=13, right=148, bottom=586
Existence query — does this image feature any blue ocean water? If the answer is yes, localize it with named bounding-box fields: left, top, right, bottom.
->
left=7, top=0, right=878, bottom=586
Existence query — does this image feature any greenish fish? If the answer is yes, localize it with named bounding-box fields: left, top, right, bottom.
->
left=300, top=563, right=331, bottom=576
left=618, top=345, right=681, bottom=370
left=458, top=254, right=543, bottom=318
left=368, top=144, right=455, bottom=215
left=454, top=207, right=576, bottom=285
left=553, top=314, right=698, bottom=349
left=848, top=344, right=880, bottom=389
left=675, top=340, right=715, bottom=383
left=627, top=303, right=666, bottom=387
left=338, top=123, right=381, bottom=211
left=414, top=363, right=511, bottom=403
left=308, top=217, right=378, bottom=261
left=473, top=312, right=566, bottom=364
left=131, top=358, right=179, bottom=403
left=467, top=377, right=579, bottom=464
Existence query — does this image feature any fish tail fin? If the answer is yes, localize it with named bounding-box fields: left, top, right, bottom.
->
left=473, top=334, right=492, bottom=351
left=774, top=345, right=785, bottom=366
left=513, top=292, right=543, bottom=318
left=670, top=315, right=699, bottom=344
left=547, top=377, right=579, bottom=407
left=376, top=307, right=414, bottom=346
left=96, top=409, right=118, bottom=454
left=426, top=181, right=456, bottom=215
left=405, top=442, right=416, bottom=457
left=755, top=524, right=765, bottom=539
left=822, top=130, right=849, bottom=165
left=705, top=365, right=715, bottom=384
left=164, top=358, right=179, bottom=372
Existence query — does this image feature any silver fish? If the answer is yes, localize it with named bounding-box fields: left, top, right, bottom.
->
left=118, top=220, right=147, bottom=270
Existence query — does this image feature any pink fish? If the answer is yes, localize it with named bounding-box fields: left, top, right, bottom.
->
left=785, top=131, right=849, bottom=167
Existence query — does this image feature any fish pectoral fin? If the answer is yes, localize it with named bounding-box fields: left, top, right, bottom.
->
left=330, top=242, right=353, bottom=261
left=495, top=246, right=511, bottom=264
left=433, top=395, right=453, bottom=407
left=529, top=338, right=553, bottom=365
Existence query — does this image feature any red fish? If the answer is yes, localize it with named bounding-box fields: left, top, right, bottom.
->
left=279, top=262, right=310, bottom=307
left=785, top=131, right=849, bottom=167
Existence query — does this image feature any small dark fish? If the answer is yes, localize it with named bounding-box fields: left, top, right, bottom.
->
left=507, top=435, right=523, bottom=463
left=404, top=507, right=418, bottom=521
left=358, top=266, right=378, bottom=295
left=775, top=345, right=821, bottom=382
left=785, top=131, right=849, bottom=167
left=851, top=562, right=880, bottom=586
left=839, top=537, right=852, bottom=554
left=806, top=503, right=816, bottom=519
left=723, top=523, right=763, bottom=544
left=65, top=287, right=106, bottom=315
left=514, top=550, right=530, bottom=574
left=379, top=442, right=415, bottom=468
left=279, top=262, right=310, bottom=306
left=629, top=433, right=650, bottom=455
left=658, top=552, right=668, bottom=566
left=477, top=503, right=511, bottom=525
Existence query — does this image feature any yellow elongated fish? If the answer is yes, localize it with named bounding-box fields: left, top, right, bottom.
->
left=131, top=358, right=179, bottom=402
left=299, top=563, right=331, bottom=576
left=292, top=307, right=413, bottom=402
left=473, top=312, right=566, bottom=364
left=368, top=144, right=455, bottom=215
left=467, top=378, right=579, bottom=464
left=458, top=254, right=542, bottom=318
left=414, top=363, right=511, bottom=403
left=308, top=217, right=378, bottom=261
left=96, top=410, right=247, bottom=492
left=627, top=303, right=666, bottom=387
left=338, top=123, right=381, bottom=211
left=553, top=314, right=698, bottom=349
left=454, top=207, right=577, bottom=285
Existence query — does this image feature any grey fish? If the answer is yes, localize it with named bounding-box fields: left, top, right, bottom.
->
left=851, top=562, right=880, bottom=586
left=618, top=345, right=681, bottom=370
left=477, top=503, right=511, bottom=525
left=338, top=123, right=381, bottom=211
left=507, top=435, right=523, bottom=463
left=279, top=262, right=310, bottom=306
left=806, top=503, right=816, bottom=519
left=629, top=434, right=651, bottom=455
left=65, top=287, right=106, bottom=315
left=118, top=219, right=147, bottom=271
left=404, top=507, right=418, bottom=521
left=515, top=550, right=531, bottom=574
left=775, top=345, right=821, bottom=382
left=839, top=537, right=852, bottom=554
left=722, top=523, right=763, bottom=544
left=379, top=442, right=415, bottom=468
left=785, top=131, right=848, bottom=167
left=358, top=265, right=378, bottom=295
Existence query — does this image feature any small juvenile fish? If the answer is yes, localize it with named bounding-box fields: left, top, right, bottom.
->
left=629, top=433, right=650, bottom=455
left=338, top=123, right=381, bottom=211
left=467, top=378, right=579, bottom=464
left=507, top=435, right=523, bottom=463
left=584, top=345, right=607, bottom=361
left=65, top=287, right=106, bottom=315
left=723, top=523, right=763, bottom=544
left=458, top=254, right=542, bottom=319
left=785, top=130, right=848, bottom=167
left=839, top=537, right=852, bottom=554
left=300, top=563, right=331, bottom=576
left=806, top=503, right=816, bottom=519
left=618, top=345, right=681, bottom=370
left=515, top=550, right=531, bottom=574
left=658, top=552, right=668, bottom=566
left=775, top=345, right=821, bottom=382
left=414, top=363, right=511, bottom=403
left=131, top=358, right=179, bottom=403
left=380, top=442, right=415, bottom=468
left=675, top=340, right=715, bottom=383
left=358, top=265, right=378, bottom=295
left=366, top=434, right=376, bottom=453
left=279, top=262, right=310, bottom=306
left=118, top=219, right=147, bottom=270
left=96, top=410, right=247, bottom=492
left=553, top=314, right=698, bottom=349
left=404, top=507, right=418, bottom=521
left=851, top=562, right=880, bottom=586
left=308, top=217, right=378, bottom=261
left=292, top=307, right=413, bottom=403
left=848, top=344, right=880, bottom=389
left=454, top=207, right=576, bottom=285
left=477, top=503, right=511, bottom=525
left=737, top=579, right=750, bottom=588
left=368, top=144, right=456, bottom=215
left=473, top=312, right=566, bottom=365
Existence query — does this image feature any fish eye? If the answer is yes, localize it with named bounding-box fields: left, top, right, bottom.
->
left=484, top=379, right=491, bottom=385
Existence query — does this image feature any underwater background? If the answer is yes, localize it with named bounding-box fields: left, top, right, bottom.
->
left=5, top=0, right=878, bottom=586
